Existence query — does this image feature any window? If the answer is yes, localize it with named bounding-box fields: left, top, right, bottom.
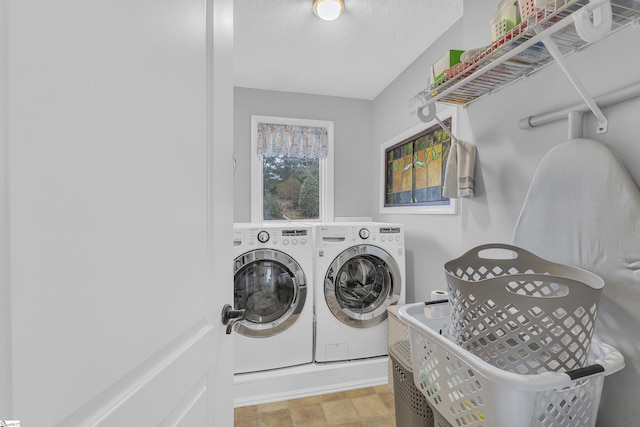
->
left=379, top=106, right=457, bottom=214
left=251, top=115, right=334, bottom=222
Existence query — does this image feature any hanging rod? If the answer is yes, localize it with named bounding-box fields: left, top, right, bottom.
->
left=435, top=115, right=457, bottom=142
left=518, top=81, right=640, bottom=130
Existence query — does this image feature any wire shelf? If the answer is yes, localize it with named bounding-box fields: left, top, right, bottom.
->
left=409, top=0, right=640, bottom=110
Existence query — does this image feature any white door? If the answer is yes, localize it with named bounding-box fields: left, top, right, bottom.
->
left=0, top=0, right=234, bottom=425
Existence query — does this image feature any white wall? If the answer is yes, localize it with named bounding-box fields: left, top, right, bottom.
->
left=372, top=0, right=640, bottom=425
left=233, top=88, right=372, bottom=222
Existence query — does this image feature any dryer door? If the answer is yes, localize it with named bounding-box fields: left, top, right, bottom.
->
left=234, top=249, right=306, bottom=337
left=325, top=245, right=401, bottom=327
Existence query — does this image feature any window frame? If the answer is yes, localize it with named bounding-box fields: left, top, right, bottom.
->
left=250, top=115, right=335, bottom=223
left=379, top=105, right=458, bottom=215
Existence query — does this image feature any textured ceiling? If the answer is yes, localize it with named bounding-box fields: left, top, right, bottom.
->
left=234, top=0, right=464, bottom=100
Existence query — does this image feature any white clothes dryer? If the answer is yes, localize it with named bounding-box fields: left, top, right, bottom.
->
left=313, top=222, right=406, bottom=362
left=233, top=223, right=314, bottom=374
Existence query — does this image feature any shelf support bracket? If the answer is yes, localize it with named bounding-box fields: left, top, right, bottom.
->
left=417, top=103, right=458, bottom=142
left=535, top=23, right=608, bottom=134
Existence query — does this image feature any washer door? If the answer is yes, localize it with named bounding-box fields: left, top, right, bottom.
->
left=234, top=249, right=306, bottom=338
left=325, top=245, right=401, bottom=328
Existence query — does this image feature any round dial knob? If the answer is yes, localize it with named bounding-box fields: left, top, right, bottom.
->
left=257, top=230, right=270, bottom=243
left=359, top=228, right=370, bottom=239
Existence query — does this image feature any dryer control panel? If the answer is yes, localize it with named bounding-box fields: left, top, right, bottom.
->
left=246, top=227, right=311, bottom=248
left=354, top=225, right=404, bottom=246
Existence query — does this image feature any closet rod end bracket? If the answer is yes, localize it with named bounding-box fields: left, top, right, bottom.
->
left=596, top=118, right=608, bottom=134
left=518, top=116, right=534, bottom=130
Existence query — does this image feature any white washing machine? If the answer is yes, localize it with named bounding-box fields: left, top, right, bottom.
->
left=313, top=222, right=405, bottom=362
left=233, top=223, right=314, bottom=374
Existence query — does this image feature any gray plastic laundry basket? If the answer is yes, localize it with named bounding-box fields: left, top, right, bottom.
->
left=444, top=243, right=604, bottom=375
left=390, top=341, right=434, bottom=427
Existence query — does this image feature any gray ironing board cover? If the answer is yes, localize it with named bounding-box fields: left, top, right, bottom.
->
left=513, top=138, right=640, bottom=426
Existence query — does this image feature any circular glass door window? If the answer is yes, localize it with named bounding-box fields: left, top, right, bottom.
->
left=234, top=249, right=306, bottom=337
left=325, top=245, right=401, bottom=327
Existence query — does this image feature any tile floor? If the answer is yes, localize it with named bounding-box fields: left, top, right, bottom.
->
left=234, top=385, right=396, bottom=427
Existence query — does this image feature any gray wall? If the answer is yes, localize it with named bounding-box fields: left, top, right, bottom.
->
left=371, top=1, right=497, bottom=303
left=233, top=2, right=640, bottom=423
left=373, top=0, right=640, bottom=303
left=372, top=0, right=640, bottom=425
left=233, top=87, right=372, bottom=222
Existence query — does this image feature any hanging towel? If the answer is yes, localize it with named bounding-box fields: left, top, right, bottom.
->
left=443, top=139, right=477, bottom=198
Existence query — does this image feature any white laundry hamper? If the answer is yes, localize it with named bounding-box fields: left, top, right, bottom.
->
left=398, top=302, right=624, bottom=427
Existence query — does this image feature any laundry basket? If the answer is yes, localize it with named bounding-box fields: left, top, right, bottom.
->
left=398, top=303, right=624, bottom=427
left=390, top=341, right=434, bottom=427
left=444, top=243, right=604, bottom=375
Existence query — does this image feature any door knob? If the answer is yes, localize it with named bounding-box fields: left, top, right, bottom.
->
left=221, top=304, right=246, bottom=335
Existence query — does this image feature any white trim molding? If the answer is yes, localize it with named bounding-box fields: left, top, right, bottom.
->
left=0, top=0, right=12, bottom=415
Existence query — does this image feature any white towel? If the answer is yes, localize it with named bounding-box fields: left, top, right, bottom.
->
left=443, top=139, right=477, bottom=198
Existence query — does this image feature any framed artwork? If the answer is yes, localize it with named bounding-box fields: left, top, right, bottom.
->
left=380, top=106, right=457, bottom=214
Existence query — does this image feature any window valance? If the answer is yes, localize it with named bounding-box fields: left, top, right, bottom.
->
left=257, top=123, right=328, bottom=159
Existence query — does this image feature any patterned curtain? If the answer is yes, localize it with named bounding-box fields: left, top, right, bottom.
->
left=257, top=123, right=328, bottom=159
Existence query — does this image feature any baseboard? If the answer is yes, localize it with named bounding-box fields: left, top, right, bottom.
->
left=234, top=356, right=389, bottom=407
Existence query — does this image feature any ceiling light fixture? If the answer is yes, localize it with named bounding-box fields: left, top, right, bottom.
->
left=313, top=0, right=344, bottom=21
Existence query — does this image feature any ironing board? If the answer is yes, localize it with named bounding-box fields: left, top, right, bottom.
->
left=513, top=138, right=640, bottom=426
